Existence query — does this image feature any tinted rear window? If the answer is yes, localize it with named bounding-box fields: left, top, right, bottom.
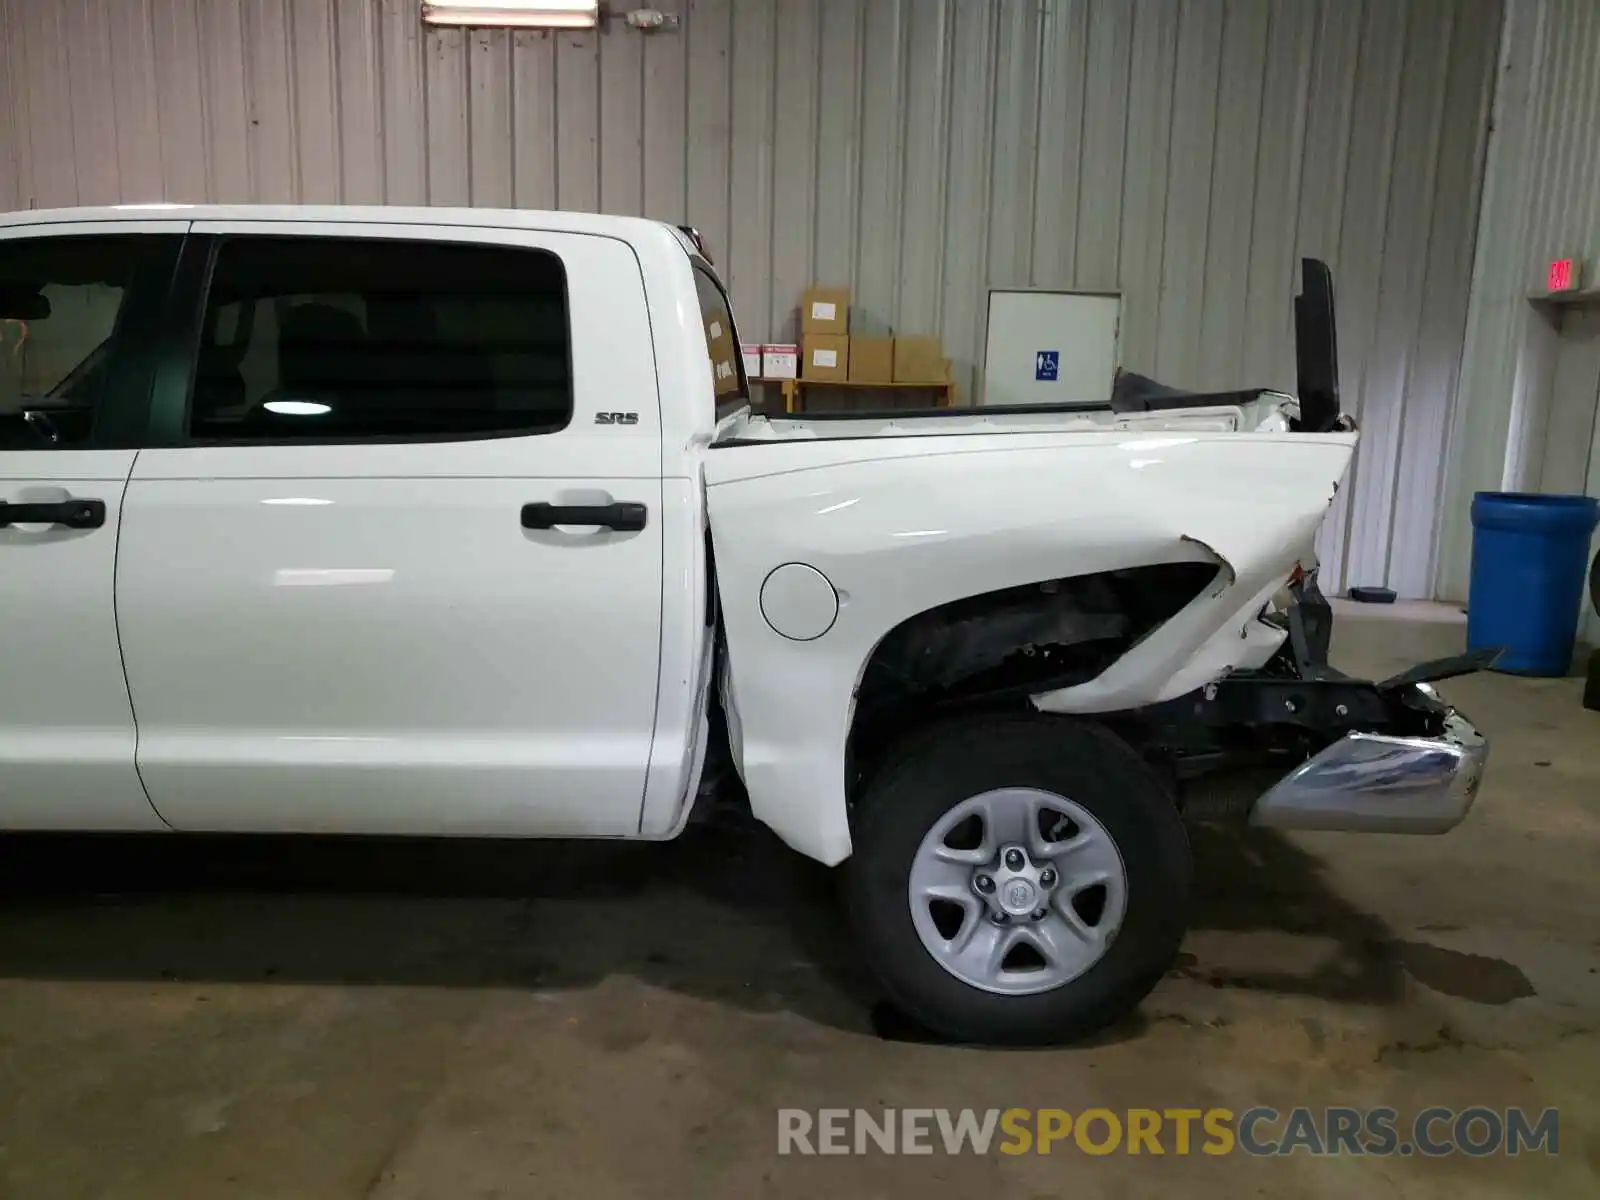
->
left=189, top=236, right=572, bottom=442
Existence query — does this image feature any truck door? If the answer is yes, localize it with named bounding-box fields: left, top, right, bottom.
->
left=0, top=225, right=183, bottom=830
left=116, top=223, right=663, bottom=836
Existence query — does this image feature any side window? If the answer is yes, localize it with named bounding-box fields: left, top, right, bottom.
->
left=692, top=263, right=746, bottom=416
left=0, top=236, right=165, bottom=449
left=189, top=236, right=573, bottom=442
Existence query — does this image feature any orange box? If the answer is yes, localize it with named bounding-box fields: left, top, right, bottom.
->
left=801, top=286, right=850, bottom=335
left=848, top=335, right=894, bottom=383
left=803, top=334, right=850, bottom=382
left=893, top=336, right=947, bottom=383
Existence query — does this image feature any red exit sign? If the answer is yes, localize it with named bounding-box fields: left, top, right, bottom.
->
left=1548, top=257, right=1577, bottom=292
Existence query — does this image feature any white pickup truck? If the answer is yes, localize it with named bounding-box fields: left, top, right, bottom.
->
left=0, top=206, right=1489, bottom=1044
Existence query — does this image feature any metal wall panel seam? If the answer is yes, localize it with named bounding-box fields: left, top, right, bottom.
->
left=1379, top=2, right=1455, bottom=587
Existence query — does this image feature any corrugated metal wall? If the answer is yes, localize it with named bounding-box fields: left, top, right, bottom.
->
left=0, top=0, right=1501, bottom=595
left=1439, top=0, right=1600, bottom=604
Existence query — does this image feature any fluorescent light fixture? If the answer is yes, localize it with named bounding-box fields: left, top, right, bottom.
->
left=264, top=400, right=332, bottom=416
left=422, top=0, right=600, bottom=27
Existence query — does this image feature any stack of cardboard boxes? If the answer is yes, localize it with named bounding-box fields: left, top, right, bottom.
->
left=734, top=286, right=950, bottom=389
left=800, top=285, right=851, bottom=381
left=790, top=285, right=948, bottom=385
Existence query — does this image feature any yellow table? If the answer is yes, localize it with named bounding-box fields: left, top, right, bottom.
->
left=752, top=377, right=957, bottom=414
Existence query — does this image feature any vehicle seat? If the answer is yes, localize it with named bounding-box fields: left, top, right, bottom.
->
left=364, top=296, right=497, bottom=435
left=243, top=303, right=369, bottom=437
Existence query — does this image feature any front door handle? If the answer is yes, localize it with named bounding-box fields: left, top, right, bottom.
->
left=521, top=501, right=648, bottom=532
left=0, top=498, right=107, bottom=529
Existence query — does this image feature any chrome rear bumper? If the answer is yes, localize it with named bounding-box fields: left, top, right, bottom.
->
left=1250, top=709, right=1488, bottom=834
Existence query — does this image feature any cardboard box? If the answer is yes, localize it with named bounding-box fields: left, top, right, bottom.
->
left=762, top=343, right=798, bottom=380
left=740, top=344, right=763, bottom=379
left=703, top=310, right=739, bottom=395
left=893, top=335, right=947, bottom=383
left=803, top=334, right=850, bottom=382
left=848, top=334, right=894, bottom=383
left=801, top=286, right=850, bottom=335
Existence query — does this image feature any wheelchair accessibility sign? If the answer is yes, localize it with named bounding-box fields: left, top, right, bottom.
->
left=1035, top=351, right=1059, bottom=382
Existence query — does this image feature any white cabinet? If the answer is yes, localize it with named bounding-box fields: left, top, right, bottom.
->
left=981, top=290, right=1121, bottom=407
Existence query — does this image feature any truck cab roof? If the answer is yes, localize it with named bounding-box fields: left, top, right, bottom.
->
left=0, top=203, right=695, bottom=252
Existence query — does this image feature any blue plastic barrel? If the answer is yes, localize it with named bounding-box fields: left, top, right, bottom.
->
left=1468, top=492, right=1600, bottom=675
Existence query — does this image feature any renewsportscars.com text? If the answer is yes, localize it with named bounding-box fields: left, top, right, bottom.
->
left=777, top=1106, right=1559, bottom=1157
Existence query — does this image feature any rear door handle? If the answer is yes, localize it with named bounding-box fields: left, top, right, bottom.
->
left=521, top=502, right=648, bottom=532
left=0, top=499, right=107, bottom=529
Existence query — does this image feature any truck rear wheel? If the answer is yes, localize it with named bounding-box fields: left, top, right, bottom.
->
left=847, top=715, right=1190, bottom=1044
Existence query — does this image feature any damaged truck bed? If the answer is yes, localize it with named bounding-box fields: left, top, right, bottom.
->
left=707, top=259, right=1491, bottom=854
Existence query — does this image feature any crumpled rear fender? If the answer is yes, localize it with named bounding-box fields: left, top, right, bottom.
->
left=705, top=432, right=1356, bottom=865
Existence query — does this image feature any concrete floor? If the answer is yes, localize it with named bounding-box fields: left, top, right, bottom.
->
left=1, top=604, right=1597, bottom=1198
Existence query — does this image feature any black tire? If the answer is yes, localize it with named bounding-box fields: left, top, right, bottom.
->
left=847, top=713, right=1191, bottom=1045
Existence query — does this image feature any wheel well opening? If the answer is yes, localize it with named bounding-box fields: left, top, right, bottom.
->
left=844, top=562, right=1219, bottom=795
